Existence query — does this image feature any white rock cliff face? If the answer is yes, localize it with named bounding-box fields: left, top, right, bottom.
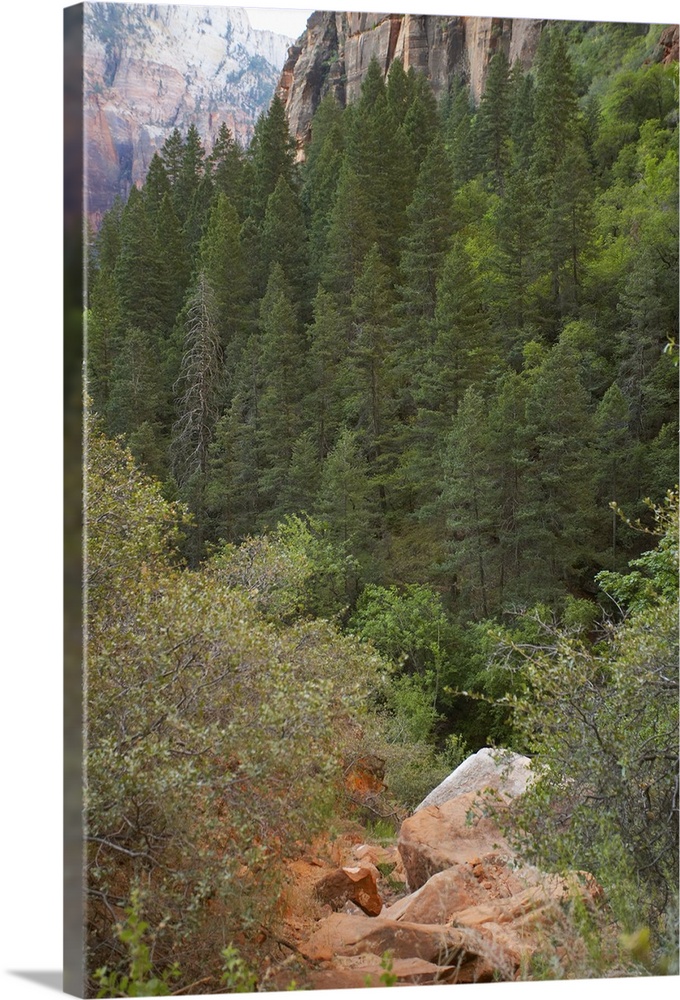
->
left=83, top=3, right=292, bottom=221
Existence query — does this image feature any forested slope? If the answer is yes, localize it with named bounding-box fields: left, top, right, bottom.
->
left=84, top=19, right=679, bottom=992
left=88, top=20, right=677, bottom=740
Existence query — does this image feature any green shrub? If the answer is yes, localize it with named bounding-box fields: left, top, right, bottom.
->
left=85, top=426, right=386, bottom=991
left=499, top=492, right=679, bottom=951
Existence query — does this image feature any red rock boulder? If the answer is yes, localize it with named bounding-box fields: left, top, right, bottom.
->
left=313, top=865, right=383, bottom=916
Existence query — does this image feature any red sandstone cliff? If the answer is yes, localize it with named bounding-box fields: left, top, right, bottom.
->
left=277, top=11, right=545, bottom=154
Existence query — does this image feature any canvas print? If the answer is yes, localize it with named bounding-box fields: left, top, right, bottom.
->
left=68, top=1, right=679, bottom=995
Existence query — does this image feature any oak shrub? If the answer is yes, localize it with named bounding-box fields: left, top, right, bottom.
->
left=495, top=491, right=678, bottom=968
left=85, top=424, right=385, bottom=991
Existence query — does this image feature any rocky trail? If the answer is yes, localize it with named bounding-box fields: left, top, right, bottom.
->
left=266, top=749, right=606, bottom=989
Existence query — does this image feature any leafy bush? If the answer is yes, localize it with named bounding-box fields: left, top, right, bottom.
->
left=85, top=425, right=385, bottom=991
left=497, top=492, right=678, bottom=956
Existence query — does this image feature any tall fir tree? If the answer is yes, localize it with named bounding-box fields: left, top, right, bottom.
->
left=402, top=71, right=440, bottom=172
left=441, top=388, right=497, bottom=618
left=197, top=193, right=248, bottom=374
left=114, top=186, right=169, bottom=335
left=209, top=122, right=245, bottom=216
left=321, top=161, right=380, bottom=306
left=522, top=336, right=598, bottom=597
left=531, top=27, right=580, bottom=186
left=256, top=265, right=308, bottom=515
left=206, top=330, right=263, bottom=541
left=301, top=96, right=345, bottom=288
left=171, top=272, right=224, bottom=482
left=594, top=382, right=635, bottom=568
left=159, top=127, right=185, bottom=188
left=345, top=57, right=416, bottom=267
left=348, top=245, right=400, bottom=500
left=261, top=176, right=311, bottom=319
left=306, top=285, right=351, bottom=461
left=509, top=62, right=535, bottom=169
left=399, top=135, right=455, bottom=334
left=474, top=49, right=512, bottom=194
left=105, top=326, right=166, bottom=454
left=314, top=428, right=379, bottom=600
left=492, top=164, right=541, bottom=343
left=248, top=94, right=296, bottom=220
left=444, top=77, right=476, bottom=189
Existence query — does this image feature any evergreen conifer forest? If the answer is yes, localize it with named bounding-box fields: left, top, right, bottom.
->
left=84, top=16, right=679, bottom=994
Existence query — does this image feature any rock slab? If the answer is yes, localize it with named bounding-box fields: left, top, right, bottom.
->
left=416, top=746, right=533, bottom=812
left=399, top=789, right=516, bottom=891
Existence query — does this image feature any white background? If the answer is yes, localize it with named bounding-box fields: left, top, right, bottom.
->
left=1, top=1, right=677, bottom=998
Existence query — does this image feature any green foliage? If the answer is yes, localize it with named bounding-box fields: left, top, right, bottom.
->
left=208, top=512, right=349, bottom=622
left=93, top=889, right=180, bottom=997
left=597, top=491, right=679, bottom=611
left=248, top=94, right=296, bottom=220
left=86, top=24, right=679, bottom=984
left=378, top=950, right=398, bottom=987
left=498, top=491, right=679, bottom=941
left=350, top=582, right=453, bottom=677
left=220, top=944, right=258, bottom=993
left=85, top=424, right=386, bottom=991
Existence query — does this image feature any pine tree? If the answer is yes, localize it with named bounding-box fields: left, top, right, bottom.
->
left=402, top=72, right=440, bottom=173
left=171, top=273, right=224, bottom=488
left=114, top=186, right=169, bottom=334
left=487, top=369, right=532, bottom=607
left=248, top=94, right=296, bottom=220
left=594, top=383, right=634, bottom=568
left=87, top=246, right=123, bottom=413
left=206, top=331, right=263, bottom=541
left=441, top=388, right=497, bottom=618
left=261, top=176, right=311, bottom=318
left=238, top=213, right=268, bottom=306
left=345, top=57, right=416, bottom=267
left=408, top=237, right=491, bottom=517
left=531, top=28, right=580, bottom=185
left=175, top=123, right=206, bottom=219
left=209, top=122, right=245, bottom=216
left=106, top=326, right=165, bottom=443
left=279, top=429, right=322, bottom=515
left=321, top=161, right=379, bottom=306
left=399, top=135, right=455, bottom=332
left=509, top=62, right=535, bottom=169
left=183, top=172, right=214, bottom=260
left=386, top=58, right=414, bottom=127
left=306, top=285, right=350, bottom=461
left=304, top=93, right=345, bottom=175
left=617, top=228, right=679, bottom=443
left=475, top=49, right=512, bottom=194
left=348, top=245, right=399, bottom=484
left=197, top=193, right=248, bottom=370
left=314, top=428, right=379, bottom=599
left=302, top=96, right=345, bottom=288
left=493, top=164, right=541, bottom=339
left=523, top=336, right=598, bottom=597
left=143, top=152, right=171, bottom=220
left=545, top=139, right=594, bottom=324
left=155, top=192, right=191, bottom=332
left=159, top=127, right=185, bottom=188
left=420, top=236, right=497, bottom=420
left=442, top=74, right=478, bottom=189
left=256, top=265, right=308, bottom=513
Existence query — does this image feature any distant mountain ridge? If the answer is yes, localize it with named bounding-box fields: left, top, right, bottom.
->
left=84, top=3, right=293, bottom=222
